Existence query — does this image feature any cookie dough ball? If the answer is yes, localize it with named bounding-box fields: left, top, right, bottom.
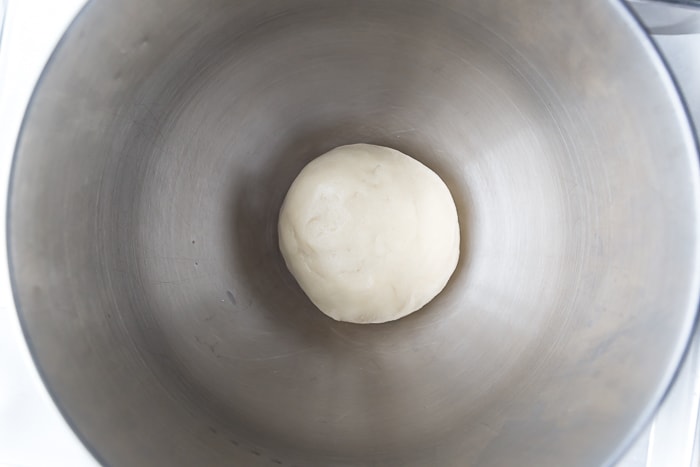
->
left=278, top=143, right=460, bottom=324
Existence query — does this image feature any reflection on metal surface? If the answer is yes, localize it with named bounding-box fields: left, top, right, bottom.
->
left=647, top=337, right=700, bottom=466
left=624, top=7, right=700, bottom=462
left=630, top=0, right=700, bottom=34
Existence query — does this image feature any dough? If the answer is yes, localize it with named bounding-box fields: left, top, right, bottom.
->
left=278, top=143, right=460, bottom=324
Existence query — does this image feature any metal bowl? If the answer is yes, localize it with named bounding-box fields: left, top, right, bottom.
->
left=8, top=0, right=700, bottom=466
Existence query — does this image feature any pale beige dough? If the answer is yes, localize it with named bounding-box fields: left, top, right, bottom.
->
left=278, top=143, right=460, bottom=324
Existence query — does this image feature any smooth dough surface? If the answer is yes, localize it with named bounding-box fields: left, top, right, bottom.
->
left=278, top=143, right=460, bottom=324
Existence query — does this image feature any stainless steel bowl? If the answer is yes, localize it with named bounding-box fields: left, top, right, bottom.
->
left=8, top=0, right=700, bottom=466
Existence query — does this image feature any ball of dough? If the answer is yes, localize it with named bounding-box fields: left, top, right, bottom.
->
left=278, top=143, right=460, bottom=324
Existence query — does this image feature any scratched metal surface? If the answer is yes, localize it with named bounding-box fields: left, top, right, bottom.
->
left=6, top=0, right=700, bottom=466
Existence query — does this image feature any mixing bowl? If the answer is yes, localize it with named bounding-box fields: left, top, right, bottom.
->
left=8, top=0, right=700, bottom=465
